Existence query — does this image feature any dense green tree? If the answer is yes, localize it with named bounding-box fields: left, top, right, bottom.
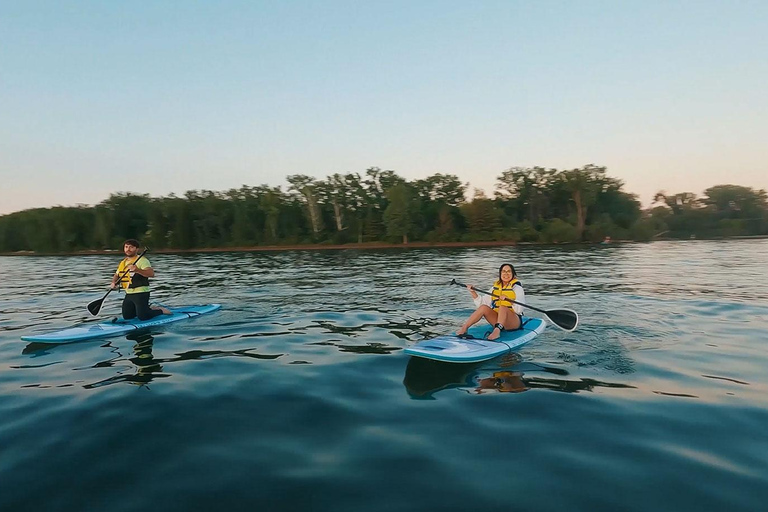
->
left=701, top=185, right=767, bottom=219
left=0, top=214, right=25, bottom=251
left=93, top=205, right=115, bottom=249
left=560, top=165, right=604, bottom=240
left=414, top=173, right=467, bottom=240
left=362, top=167, right=403, bottom=241
left=222, top=187, right=256, bottom=246
left=167, top=195, right=194, bottom=249
left=318, top=173, right=350, bottom=234
left=22, top=209, right=57, bottom=251
left=653, top=191, right=700, bottom=215
left=1, top=165, right=765, bottom=253
left=460, top=190, right=502, bottom=240
left=341, top=173, right=369, bottom=243
left=103, top=193, right=152, bottom=242
left=541, top=218, right=580, bottom=243
left=591, top=185, right=641, bottom=230
left=256, top=186, right=287, bottom=242
left=287, top=174, right=323, bottom=236
left=495, top=166, right=555, bottom=225
left=383, top=183, right=419, bottom=243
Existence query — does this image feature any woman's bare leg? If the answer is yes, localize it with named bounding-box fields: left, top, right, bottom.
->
left=457, top=305, right=498, bottom=335
left=487, top=306, right=521, bottom=340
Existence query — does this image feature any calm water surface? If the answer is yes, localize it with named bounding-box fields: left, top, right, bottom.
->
left=1, top=240, right=768, bottom=511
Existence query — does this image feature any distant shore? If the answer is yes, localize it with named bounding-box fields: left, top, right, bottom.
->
left=2, top=240, right=521, bottom=256
left=3, top=235, right=766, bottom=257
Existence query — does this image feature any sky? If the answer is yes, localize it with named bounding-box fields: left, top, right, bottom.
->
left=1, top=0, right=766, bottom=215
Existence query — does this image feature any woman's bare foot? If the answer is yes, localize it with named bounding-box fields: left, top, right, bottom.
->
left=487, top=327, right=502, bottom=341
left=152, top=305, right=172, bottom=315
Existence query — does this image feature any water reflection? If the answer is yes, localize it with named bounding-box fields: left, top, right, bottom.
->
left=22, top=342, right=57, bottom=356
left=85, top=333, right=168, bottom=389
left=308, top=317, right=439, bottom=341
left=20, top=329, right=285, bottom=389
left=83, top=336, right=284, bottom=389
left=167, top=348, right=283, bottom=362
left=310, top=340, right=402, bottom=355
left=474, top=371, right=530, bottom=394
left=403, top=354, right=636, bottom=399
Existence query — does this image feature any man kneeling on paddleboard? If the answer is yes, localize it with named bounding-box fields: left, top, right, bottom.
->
left=455, top=263, right=526, bottom=341
left=110, top=239, right=171, bottom=320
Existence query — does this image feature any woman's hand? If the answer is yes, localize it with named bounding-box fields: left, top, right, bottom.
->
left=466, top=284, right=478, bottom=299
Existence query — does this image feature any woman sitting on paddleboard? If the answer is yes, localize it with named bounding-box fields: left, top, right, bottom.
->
left=109, top=239, right=171, bottom=320
left=455, top=263, right=526, bottom=341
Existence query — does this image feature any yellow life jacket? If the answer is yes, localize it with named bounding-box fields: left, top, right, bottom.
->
left=116, top=256, right=150, bottom=292
left=491, top=279, right=520, bottom=311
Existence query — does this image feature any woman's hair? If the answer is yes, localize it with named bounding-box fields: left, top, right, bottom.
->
left=498, top=263, right=516, bottom=282
left=123, top=239, right=140, bottom=248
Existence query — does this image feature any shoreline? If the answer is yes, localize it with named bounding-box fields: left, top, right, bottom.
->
left=2, top=235, right=766, bottom=257
left=1, top=240, right=522, bottom=256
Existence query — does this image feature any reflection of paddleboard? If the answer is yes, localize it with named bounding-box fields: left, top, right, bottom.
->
left=404, top=317, right=546, bottom=363
left=21, top=304, right=221, bottom=344
left=403, top=356, right=482, bottom=398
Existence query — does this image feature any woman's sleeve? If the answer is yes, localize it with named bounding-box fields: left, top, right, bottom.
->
left=473, top=289, right=493, bottom=308
left=513, top=285, right=526, bottom=315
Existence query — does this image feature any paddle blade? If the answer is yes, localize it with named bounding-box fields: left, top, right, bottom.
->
left=87, top=298, right=104, bottom=316
left=88, top=285, right=117, bottom=316
left=545, top=309, right=579, bottom=332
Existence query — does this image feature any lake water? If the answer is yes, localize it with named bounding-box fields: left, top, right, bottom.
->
left=1, top=240, right=768, bottom=511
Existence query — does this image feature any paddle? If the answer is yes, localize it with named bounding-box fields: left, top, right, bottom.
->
left=87, top=248, right=149, bottom=316
left=449, top=278, right=579, bottom=332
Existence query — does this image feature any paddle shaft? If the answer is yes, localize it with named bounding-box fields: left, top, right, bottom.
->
left=451, top=279, right=548, bottom=315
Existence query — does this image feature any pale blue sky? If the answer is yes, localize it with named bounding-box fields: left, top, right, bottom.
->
left=1, top=0, right=766, bottom=214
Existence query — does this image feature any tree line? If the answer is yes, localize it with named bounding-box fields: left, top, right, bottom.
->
left=1, top=165, right=766, bottom=253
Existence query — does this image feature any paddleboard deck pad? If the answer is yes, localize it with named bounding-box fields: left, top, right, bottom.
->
left=404, top=317, right=546, bottom=363
left=21, top=304, right=222, bottom=344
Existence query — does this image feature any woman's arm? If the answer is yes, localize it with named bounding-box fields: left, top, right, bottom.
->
left=512, top=285, right=525, bottom=315
left=472, top=287, right=493, bottom=308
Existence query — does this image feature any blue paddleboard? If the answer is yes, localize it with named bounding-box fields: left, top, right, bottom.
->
left=21, top=304, right=222, bottom=344
left=404, top=317, right=546, bottom=363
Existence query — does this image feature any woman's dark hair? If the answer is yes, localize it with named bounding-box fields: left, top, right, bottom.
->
left=123, top=239, right=140, bottom=248
left=498, top=263, right=516, bottom=282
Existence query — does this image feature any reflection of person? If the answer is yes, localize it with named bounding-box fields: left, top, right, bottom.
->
left=128, top=333, right=164, bottom=386
left=475, top=371, right=528, bottom=394
left=83, top=332, right=165, bottom=389
left=456, top=264, right=526, bottom=341
left=402, top=356, right=579, bottom=399
left=109, top=239, right=170, bottom=320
